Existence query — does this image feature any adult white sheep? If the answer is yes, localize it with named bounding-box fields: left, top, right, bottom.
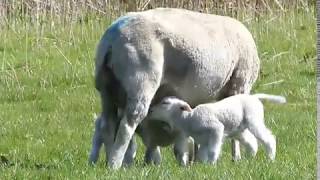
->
left=148, top=94, right=286, bottom=164
left=95, top=8, right=260, bottom=169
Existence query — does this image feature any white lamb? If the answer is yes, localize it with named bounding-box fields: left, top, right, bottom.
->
left=148, top=94, right=286, bottom=164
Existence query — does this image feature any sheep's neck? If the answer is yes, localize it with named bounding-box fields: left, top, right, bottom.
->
left=173, top=111, right=193, bottom=134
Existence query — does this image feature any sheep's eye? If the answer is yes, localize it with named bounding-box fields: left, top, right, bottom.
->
left=180, top=106, right=185, bottom=111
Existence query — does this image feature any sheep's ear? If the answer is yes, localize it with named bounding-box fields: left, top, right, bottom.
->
left=180, top=104, right=192, bottom=112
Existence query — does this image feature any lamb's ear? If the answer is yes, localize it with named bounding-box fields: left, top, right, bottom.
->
left=180, top=104, right=192, bottom=112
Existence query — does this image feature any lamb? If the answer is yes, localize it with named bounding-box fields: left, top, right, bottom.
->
left=94, top=8, right=260, bottom=168
left=148, top=94, right=286, bottom=164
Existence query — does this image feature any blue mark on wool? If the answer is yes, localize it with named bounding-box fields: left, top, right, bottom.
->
left=107, top=16, right=132, bottom=37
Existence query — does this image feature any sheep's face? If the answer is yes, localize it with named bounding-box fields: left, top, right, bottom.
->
left=149, top=97, right=192, bottom=122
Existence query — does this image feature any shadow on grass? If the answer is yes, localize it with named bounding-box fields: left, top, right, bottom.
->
left=0, top=155, right=58, bottom=170
left=299, top=70, right=315, bottom=77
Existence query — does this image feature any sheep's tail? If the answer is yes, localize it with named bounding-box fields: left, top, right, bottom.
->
left=253, top=93, right=286, bottom=104
left=94, top=29, right=112, bottom=91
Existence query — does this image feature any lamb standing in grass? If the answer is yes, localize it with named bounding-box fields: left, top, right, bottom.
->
left=148, top=94, right=286, bottom=164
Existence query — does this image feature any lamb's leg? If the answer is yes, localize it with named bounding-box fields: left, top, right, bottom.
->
left=145, top=146, right=161, bottom=165
left=248, top=122, right=276, bottom=160
left=237, top=129, right=258, bottom=157
left=196, top=145, right=208, bottom=163
left=187, top=137, right=195, bottom=164
left=174, top=136, right=194, bottom=165
left=174, top=137, right=190, bottom=166
left=138, top=123, right=162, bottom=165
left=217, top=55, right=259, bottom=161
left=207, top=124, right=224, bottom=164
left=231, top=140, right=241, bottom=161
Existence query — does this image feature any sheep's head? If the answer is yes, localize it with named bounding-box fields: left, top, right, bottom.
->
left=149, top=97, right=192, bottom=127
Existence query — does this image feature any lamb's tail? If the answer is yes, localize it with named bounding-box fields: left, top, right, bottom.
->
left=253, top=93, right=286, bottom=104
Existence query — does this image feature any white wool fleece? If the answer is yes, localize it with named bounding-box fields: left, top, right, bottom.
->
left=149, top=93, right=286, bottom=164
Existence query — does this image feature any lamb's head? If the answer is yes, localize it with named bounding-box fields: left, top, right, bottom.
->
left=149, top=97, right=192, bottom=124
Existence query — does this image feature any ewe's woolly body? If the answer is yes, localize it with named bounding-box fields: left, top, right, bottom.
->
left=95, top=8, right=260, bottom=105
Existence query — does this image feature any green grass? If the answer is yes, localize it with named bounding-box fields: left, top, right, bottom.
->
left=0, top=9, right=316, bottom=179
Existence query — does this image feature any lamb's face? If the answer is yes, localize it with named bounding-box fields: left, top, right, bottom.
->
left=149, top=97, right=192, bottom=122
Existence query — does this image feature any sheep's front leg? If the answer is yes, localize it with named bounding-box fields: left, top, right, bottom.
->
left=207, top=128, right=224, bottom=164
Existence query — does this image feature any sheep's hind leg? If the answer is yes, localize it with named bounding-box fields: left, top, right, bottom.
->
left=94, top=85, right=119, bottom=165
left=108, top=77, right=161, bottom=168
left=248, top=124, right=276, bottom=160
left=88, top=116, right=104, bottom=165
left=237, top=129, right=258, bottom=157
left=108, top=40, right=164, bottom=169
left=123, top=136, right=137, bottom=166
left=108, top=96, right=156, bottom=169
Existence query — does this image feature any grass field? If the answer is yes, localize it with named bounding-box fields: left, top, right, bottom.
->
left=0, top=8, right=316, bottom=179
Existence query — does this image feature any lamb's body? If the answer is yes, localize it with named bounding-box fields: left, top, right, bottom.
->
left=94, top=8, right=260, bottom=168
left=183, top=95, right=267, bottom=138
left=149, top=94, right=286, bottom=164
